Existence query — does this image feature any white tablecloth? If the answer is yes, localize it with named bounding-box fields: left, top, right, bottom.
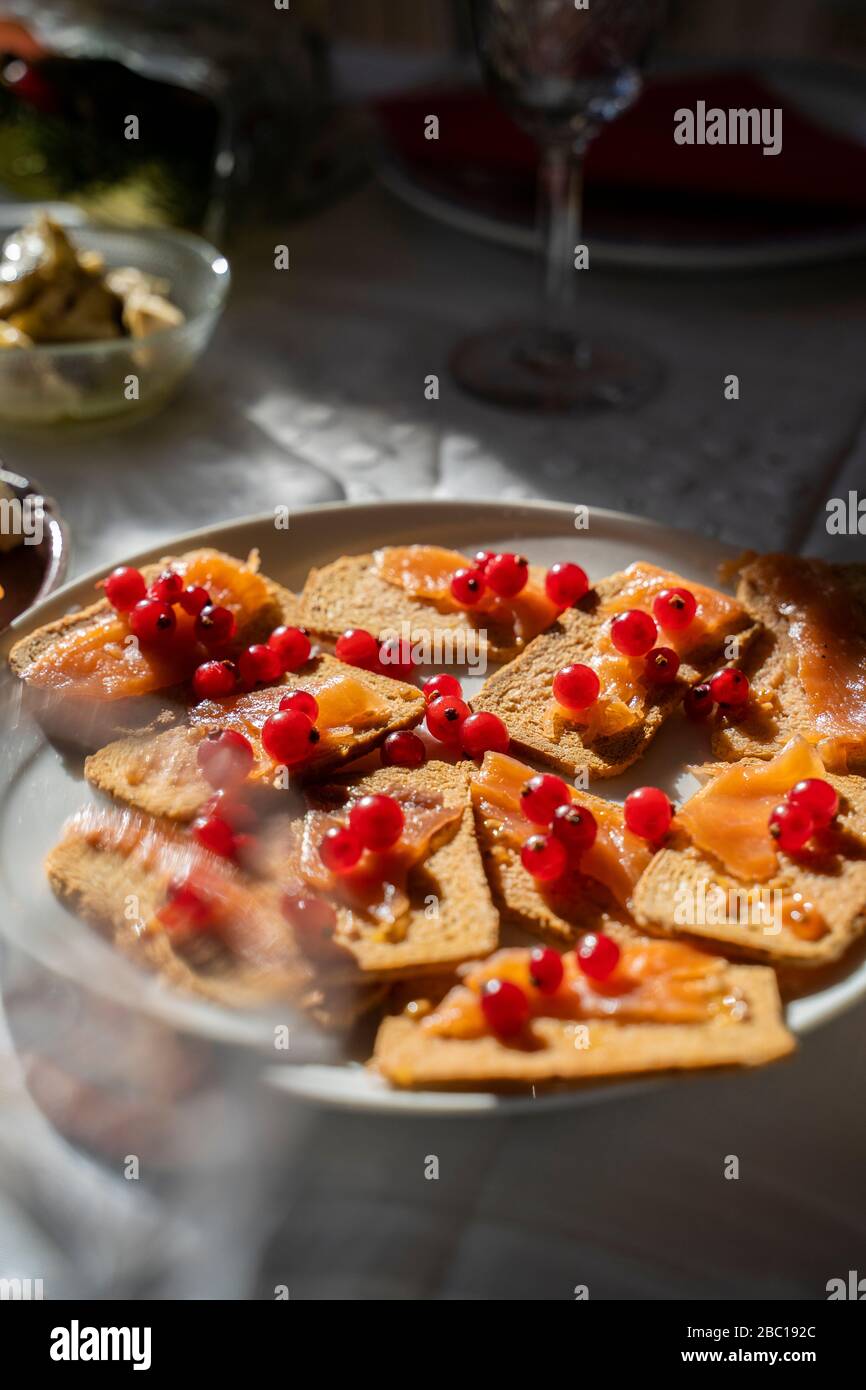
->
left=2, top=185, right=865, bottom=1300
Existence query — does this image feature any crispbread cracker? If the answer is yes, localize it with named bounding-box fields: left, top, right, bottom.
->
left=292, top=760, right=499, bottom=979
left=297, top=551, right=551, bottom=663
left=9, top=549, right=300, bottom=746
left=473, top=567, right=756, bottom=779
left=634, top=769, right=866, bottom=967
left=473, top=783, right=643, bottom=946
left=45, top=806, right=380, bottom=1029
left=84, top=653, right=425, bottom=821
left=374, top=965, right=793, bottom=1088
left=711, top=557, right=866, bottom=773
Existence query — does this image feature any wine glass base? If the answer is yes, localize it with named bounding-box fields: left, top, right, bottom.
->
left=450, top=322, right=662, bottom=412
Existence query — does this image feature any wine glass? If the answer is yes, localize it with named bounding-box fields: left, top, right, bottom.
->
left=451, top=0, right=667, bottom=411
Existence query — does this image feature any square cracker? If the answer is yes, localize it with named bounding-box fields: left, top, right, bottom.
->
left=8, top=549, right=300, bottom=747
left=272, top=760, right=500, bottom=980
left=473, top=782, right=647, bottom=947
left=634, top=768, right=866, bottom=967
left=84, top=653, right=425, bottom=822
left=45, top=805, right=382, bottom=1030
left=296, top=551, right=552, bottom=663
left=374, top=964, right=793, bottom=1088
left=711, top=557, right=866, bottom=774
left=473, top=565, right=756, bottom=779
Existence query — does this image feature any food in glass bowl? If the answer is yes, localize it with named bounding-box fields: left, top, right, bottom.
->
left=0, top=214, right=185, bottom=346
left=0, top=214, right=229, bottom=428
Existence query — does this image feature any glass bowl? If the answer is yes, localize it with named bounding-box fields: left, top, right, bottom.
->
left=0, top=224, right=230, bottom=429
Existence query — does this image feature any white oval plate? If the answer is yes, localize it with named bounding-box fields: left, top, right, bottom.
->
left=1, top=499, right=862, bottom=1114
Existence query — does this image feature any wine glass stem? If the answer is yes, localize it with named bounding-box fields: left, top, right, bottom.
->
left=538, top=142, right=583, bottom=338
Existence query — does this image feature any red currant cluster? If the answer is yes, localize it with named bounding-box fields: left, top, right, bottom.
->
left=105, top=564, right=238, bottom=653
left=104, top=563, right=313, bottom=702
left=450, top=552, right=589, bottom=610
left=551, top=587, right=702, bottom=713
left=768, top=777, right=838, bottom=854
left=517, top=772, right=673, bottom=885
left=190, top=729, right=257, bottom=861
left=684, top=666, right=751, bottom=721
left=480, top=934, right=621, bottom=1037
left=318, top=793, right=405, bottom=877
left=335, top=628, right=415, bottom=682
left=609, top=586, right=698, bottom=678
left=518, top=773, right=595, bottom=882
left=421, top=673, right=510, bottom=759
left=261, top=688, right=323, bottom=766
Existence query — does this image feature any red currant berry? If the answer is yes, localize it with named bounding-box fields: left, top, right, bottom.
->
left=104, top=565, right=146, bottom=612
left=473, top=550, right=495, bottom=573
left=551, top=803, right=597, bottom=856
left=624, top=786, right=673, bottom=841
left=644, top=646, right=681, bottom=685
left=348, top=793, right=404, bottom=852
left=196, top=729, right=254, bottom=787
left=529, top=946, right=564, bottom=994
left=201, top=789, right=256, bottom=830
left=450, top=567, right=487, bottom=607
left=520, top=773, right=571, bottom=826
left=148, top=569, right=183, bottom=604
left=261, top=709, right=320, bottom=765
left=652, top=587, right=697, bottom=633
left=192, top=814, right=236, bottom=858
left=267, top=625, right=311, bottom=672
left=129, top=597, right=176, bottom=643
left=382, top=730, right=426, bottom=769
left=423, top=673, right=462, bottom=703
left=788, top=778, right=838, bottom=830
left=426, top=695, right=471, bottom=744
left=238, top=643, right=283, bottom=687
left=158, top=875, right=212, bottom=930
left=192, top=659, right=239, bottom=700
left=481, top=978, right=529, bottom=1037
left=545, top=562, right=589, bottom=609
left=485, top=552, right=529, bottom=599
left=178, top=585, right=210, bottom=616
left=459, top=711, right=510, bottom=758
left=577, top=932, right=620, bottom=982
left=610, top=609, right=657, bottom=657
left=279, top=689, right=319, bottom=721
left=684, top=683, right=714, bottom=721
left=769, top=802, right=814, bottom=854
left=196, top=604, right=236, bottom=645
left=520, top=833, right=567, bottom=882
left=709, top=668, right=750, bottom=708
left=320, top=826, right=363, bottom=875
left=376, top=638, right=416, bottom=683
left=281, top=894, right=339, bottom=958
left=335, top=628, right=379, bottom=668
left=552, top=662, right=600, bottom=710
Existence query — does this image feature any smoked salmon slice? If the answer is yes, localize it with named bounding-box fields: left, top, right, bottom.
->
left=20, top=552, right=274, bottom=701
left=677, top=736, right=826, bottom=882
left=745, top=554, right=866, bottom=761
left=470, top=750, right=651, bottom=910
left=422, top=940, right=740, bottom=1039
left=287, top=786, right=462, bottom=934
left=374, top=545, right=560, bottom=647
